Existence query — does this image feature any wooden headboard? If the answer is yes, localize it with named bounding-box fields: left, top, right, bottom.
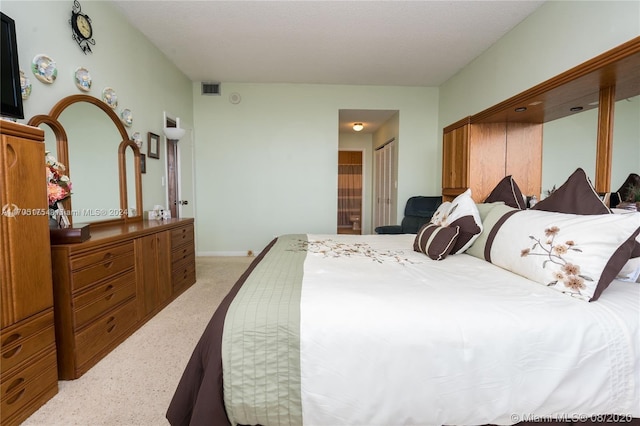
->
left=442, top=36, right=640, bottom=201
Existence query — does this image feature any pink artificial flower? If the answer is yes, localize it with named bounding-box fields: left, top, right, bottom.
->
left=47, top=182, right=67, bottom=205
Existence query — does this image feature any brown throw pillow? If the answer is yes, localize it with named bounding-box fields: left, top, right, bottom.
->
left=413, top=223, right=460, bottom=261
left=484, top=175, right=526, bottom=209
left=533, top=168, right=610, bottom=215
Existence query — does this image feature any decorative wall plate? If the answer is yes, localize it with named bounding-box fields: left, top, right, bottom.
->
left=131, top=132, right=143, bottom=149
left=20, top=71, right=32, bottom=99
left=31, top=54, right=57, bottom=84
left=74, top=67, right=92, bottom=92
left=102, top=87, right=118, bottom=108
left=120, top=109, right=133, bottom=127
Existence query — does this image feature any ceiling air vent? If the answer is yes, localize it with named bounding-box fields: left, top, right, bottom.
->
left=201, top=82, right=221, bottom=96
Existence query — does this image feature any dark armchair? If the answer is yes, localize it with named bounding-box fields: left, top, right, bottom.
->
left=375, top=196, right=442, bottom=234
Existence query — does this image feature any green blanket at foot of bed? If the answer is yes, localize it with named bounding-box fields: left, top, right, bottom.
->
left=222, top=234, right=307, bottom=426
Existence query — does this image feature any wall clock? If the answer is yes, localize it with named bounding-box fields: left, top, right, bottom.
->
left=70, top=0, right=95, bottom=54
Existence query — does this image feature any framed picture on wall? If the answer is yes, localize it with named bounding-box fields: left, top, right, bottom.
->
left=140, top=153, right=147, bottom=174
left=148, top=132, right=160, bottom=159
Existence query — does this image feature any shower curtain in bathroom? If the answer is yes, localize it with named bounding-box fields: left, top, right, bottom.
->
left=337, top=164, right=362, bottom=228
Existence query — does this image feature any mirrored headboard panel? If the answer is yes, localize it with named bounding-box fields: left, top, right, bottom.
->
left=28, top=94, right=143, bottom=226
left=471, top=36, right=640, bottom=193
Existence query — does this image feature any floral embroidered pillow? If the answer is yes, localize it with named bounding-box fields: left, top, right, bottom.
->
left=430, top=189, right=483, bottom=254
left=484, top=209, right=640, bottom=301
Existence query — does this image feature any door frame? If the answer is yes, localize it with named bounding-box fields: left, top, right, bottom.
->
left=163, top=112, right=196, bottom=220
left=164, top=113, right=179, bottom=219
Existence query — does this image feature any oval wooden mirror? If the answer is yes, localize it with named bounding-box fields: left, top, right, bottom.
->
left=28, top=94, right=143, bottom=227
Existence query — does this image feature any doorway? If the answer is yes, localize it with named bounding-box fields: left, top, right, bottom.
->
left=165, top=117, right=179, bottom=219
left=338, top=109, right=399, bottom=234
left=164, top=114, right=195, bottom=219
left=337, top=150, right=363, bottom=234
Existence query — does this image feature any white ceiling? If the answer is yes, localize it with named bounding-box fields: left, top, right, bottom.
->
left=112, top=0, right=545, bottom=132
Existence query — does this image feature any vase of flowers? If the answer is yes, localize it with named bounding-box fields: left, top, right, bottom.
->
left=46, top=152, right=72, bottom=228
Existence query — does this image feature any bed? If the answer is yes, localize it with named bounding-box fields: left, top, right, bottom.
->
left=166, top=173, right=640, bottom=426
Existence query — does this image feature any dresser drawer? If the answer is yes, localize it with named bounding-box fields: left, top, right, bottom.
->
left=70, top=242, right=134, bottom=270
left=0, top=310, right=55, bottom=375
left=73, top=271, right=137, bottom=330
left=172, top=256, right=196, bottom=291
left=70, top=251, right=135, bottom=292
left=171, top=225, right=194, bottom=248
left=171, top=242, right=195, bottom=264
left=1, top=349, right=57, bottom=424
left=75, top=300, right=138, bottom=370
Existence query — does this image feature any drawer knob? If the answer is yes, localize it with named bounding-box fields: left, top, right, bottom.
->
left=105, top=284, right=115, bottom=301
left=2, top=333, right=21, bottom=346
left=5, top=377, right=25, bottom=395
left=102, top=253, right=114, bottom=269
left=2, top=344, right=22, bottom=359
left=106, top=316, right=117, bottom=333
left=6, top=389, right=25, bottom=405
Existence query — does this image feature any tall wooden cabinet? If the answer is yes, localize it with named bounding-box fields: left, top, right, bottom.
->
left=50, top=218, right=195, bottom=379
left=1, top=121, right=58, bottom=426
left=442, top=119, right=542, bottom=202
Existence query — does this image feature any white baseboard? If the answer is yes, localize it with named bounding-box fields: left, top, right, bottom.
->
left=197, top=251, right=255, bottom=257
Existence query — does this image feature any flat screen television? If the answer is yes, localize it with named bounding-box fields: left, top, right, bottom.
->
left=1, top=11, right=24, bottom=120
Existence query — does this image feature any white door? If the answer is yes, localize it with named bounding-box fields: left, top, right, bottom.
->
left=177, top=129, right=195, bottom=218
left=374, top=139, right=397, bottom=228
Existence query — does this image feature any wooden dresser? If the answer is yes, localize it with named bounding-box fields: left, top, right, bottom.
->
left=1, top=121, right=58, bottom=426
left=50, top=218, right=195, bottom=379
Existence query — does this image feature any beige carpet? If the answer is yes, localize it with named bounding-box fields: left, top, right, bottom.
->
left=22, top=256, right=254, bottom=426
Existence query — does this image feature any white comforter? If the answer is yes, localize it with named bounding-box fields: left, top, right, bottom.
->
left=299, top=234, right=640, bottom=426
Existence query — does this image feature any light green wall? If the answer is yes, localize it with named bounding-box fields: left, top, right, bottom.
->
left=2, top=1, right=193, bottom=216
left=440, top=1, right=640, bottom=126
left=439, top=0, right=640, bottom=196
left=6, top=1, right=639, bottom=254
left=193, top=83, right=438, bottom=254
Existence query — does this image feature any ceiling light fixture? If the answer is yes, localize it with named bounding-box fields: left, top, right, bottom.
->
left=352, top=123, right=364, bottom=131
left=163, top=117, right=187, bottom=141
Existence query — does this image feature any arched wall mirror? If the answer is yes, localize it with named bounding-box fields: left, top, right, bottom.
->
left=28, top=94, right=143, bottom=226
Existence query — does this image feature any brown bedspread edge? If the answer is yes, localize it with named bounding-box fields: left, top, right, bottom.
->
left=166, top=238, right=278, bottom=426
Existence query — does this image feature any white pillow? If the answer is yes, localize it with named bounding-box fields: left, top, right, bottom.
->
left=487, top=210, right=640, bottom=302
left=617, top=257, right=640, bottom=282
left=431, top=189, right=483, bottom=254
